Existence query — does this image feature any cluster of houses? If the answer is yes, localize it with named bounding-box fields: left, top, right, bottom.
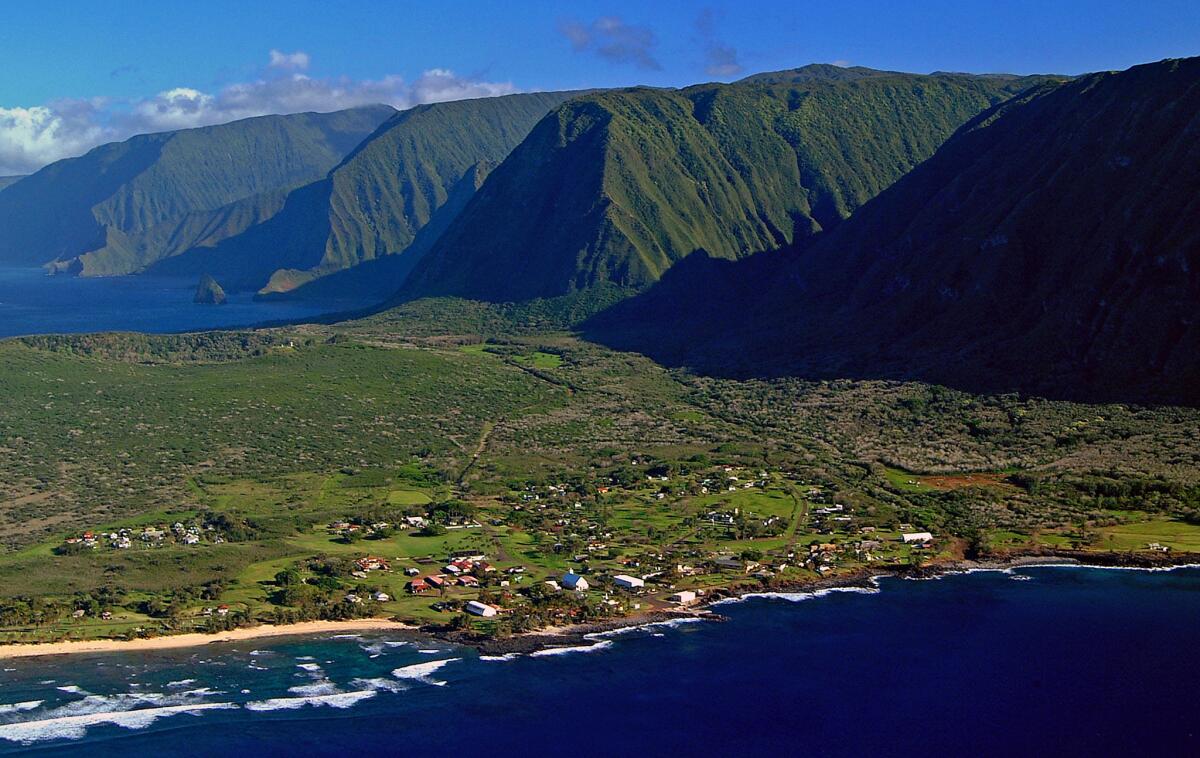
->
left=344, top=590, right=392, bottom=604
left=696, top=469, right=770, bottom=495
left=406, top=555, right=498, bottom=595
left=329, top=515, right=430, bottom=538
left=328, top=510, right=482, bottom=540
left=558, top=570, right=649, bottom=593
left=63, top=521, right=219, bottom=551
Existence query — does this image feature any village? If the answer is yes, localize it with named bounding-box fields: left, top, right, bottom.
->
left=57, top=516, right=235, bottom=553
left=31, top=456, right=959, bottom=635
left=15, top=424, right=1200, bottom=645
left=32, top=438, right=1196, bottom=643
left=223, top=459, right=947, bottom=633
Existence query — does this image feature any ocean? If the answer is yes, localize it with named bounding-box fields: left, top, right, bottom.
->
left=1, top=565, right=1196, bottom=756
left=0, top=267, right=370, bottom=338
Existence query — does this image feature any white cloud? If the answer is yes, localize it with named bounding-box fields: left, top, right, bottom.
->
left=269, top=49, right=310, bottom=71
left=0, top=51, right=517, bottom=175
left=0, top=102, right=109, bottom=175
left=129, top=87, right=217, bottom=131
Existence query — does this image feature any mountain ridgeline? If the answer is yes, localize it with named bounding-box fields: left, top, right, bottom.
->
left=149, top=91, right=577, bottom=294
left=586, top=57, right=1200, bottom=405
left=0, top=106, right=395, bottom=273
left=398, top=68, right=1052, bottom=302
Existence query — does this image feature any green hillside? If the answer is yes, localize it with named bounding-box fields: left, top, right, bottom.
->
left=151, top=91, right=576, bottom=292
left=0, top=106, right=394, bottom=272
left=400, top=70, right=1053, bottom=303
left=0, top=175, right=24, bottom=192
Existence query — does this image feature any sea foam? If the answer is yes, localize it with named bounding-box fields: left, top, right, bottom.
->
left=479, top=653, right=522, bottom=662
left=529, top=640, right=614, bottom=657
left=585, top=616, right=705, bottom=640
left=0, top=690, right=234, bottom=745
left=390, top=658, right=459, bottom=686
left=711, top=582, right=881, bottom=607
left=244, top=691, right=376, bottom=712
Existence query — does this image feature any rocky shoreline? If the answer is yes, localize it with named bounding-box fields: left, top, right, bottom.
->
left=2, top=549, right=1194, bottom=660
left=436, top=548, right=1200, bottom=656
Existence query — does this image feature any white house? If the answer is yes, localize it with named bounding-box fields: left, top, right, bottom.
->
left=612, top=574, right=644, bottom=589
left=901, top=532, right=934, bottom=544
left=465, top=600, right=498, bottom=617
left=562, top=572, right=589, bottom=591
left=669, top=590, right=697, bottom=604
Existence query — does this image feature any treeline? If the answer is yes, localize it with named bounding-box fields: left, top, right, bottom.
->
left=15, top=331, right=307, bottom=363
left=0, top=587, right=127, bottom=626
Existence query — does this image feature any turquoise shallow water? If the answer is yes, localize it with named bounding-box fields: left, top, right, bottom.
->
left=0, top=267, right=370, bottom=337
left=1, top=565, right=1197, bottom=756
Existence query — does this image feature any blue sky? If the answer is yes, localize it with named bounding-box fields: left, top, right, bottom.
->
left=1, top=0, right=1197, bottom=174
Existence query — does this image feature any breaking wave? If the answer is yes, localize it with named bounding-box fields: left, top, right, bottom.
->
left=0, top=690, right=235, bottom=745
left=286, top=681, right=340, bottom=697
left=585, top=616, right=705, bottom=640
left=349, top=677, right=408, bottom=693
left=244, top=691, right=376, bottom=712
left=529, top=640, right=614, bottom=657
left=711, top=583, right=881, bottom=606
left=390, top=658, right=460, bottom=686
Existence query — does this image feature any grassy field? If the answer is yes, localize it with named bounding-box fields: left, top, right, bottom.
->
left=1096, top=520, right=1200, bottom=552
left=0, top=339, right=565, bottom=547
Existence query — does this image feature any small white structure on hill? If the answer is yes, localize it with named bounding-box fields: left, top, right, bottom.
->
left=562, top=572, right=589, bottom=591
left=901, top=532, right=934, bottom=544
left=669, top=590, right=697, bottom=604
left=465, top=600, right=498, bottom=617
left=612, top=574, right=644, bottom=589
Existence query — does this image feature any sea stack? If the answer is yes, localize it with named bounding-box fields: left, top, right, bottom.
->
left=194, top=274, right=227, bottom=305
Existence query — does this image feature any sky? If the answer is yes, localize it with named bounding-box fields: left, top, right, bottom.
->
left=1, top=0, right=1197, bottom=175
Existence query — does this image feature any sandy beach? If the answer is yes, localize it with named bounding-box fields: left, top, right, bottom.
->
left=0, top=619, right=417, bottom=660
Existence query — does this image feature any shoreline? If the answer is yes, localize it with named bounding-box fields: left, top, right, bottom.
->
left=0, top=619, right=417, bottom=661
left=449, top=550, right=1200, bottom=655
left=2, top=550, right=1196, bottom=661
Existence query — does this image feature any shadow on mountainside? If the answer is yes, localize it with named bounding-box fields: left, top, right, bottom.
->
left=580, top=248, right=1200, bottom=408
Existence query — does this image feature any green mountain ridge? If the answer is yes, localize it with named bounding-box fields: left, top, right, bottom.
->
left=0, top=176, right=25, bottom=192
left=399, top=71, right=1056, bottom=303
left=0, top=106, right=395, bottom=272
left=149, top=91, right=577, bottom=292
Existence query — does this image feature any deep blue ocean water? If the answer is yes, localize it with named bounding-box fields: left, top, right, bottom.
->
left=0, top=267, right=369, bottom=338
left=1, top=566, right=1196, bottom=756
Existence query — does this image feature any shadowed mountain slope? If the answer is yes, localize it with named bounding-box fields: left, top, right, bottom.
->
left=586, top=57, right=1200, bottom=405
